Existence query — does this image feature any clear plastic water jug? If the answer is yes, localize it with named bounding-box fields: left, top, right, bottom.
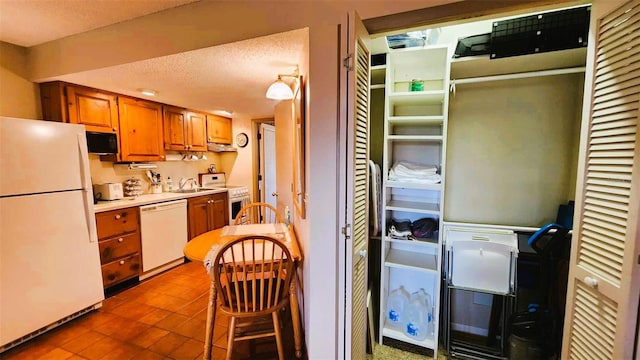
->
left=420, top=288, right=435, bottom=336
left=386, top=286, right=409, bottom=331
left=404, top=291, right=428, bottom=341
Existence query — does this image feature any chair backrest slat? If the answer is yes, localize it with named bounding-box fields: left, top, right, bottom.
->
left=268, top=243, right=276, bottom=308
left=260, top=240, right=266, bottom=310
left=251, top=238, right=257, bottom=312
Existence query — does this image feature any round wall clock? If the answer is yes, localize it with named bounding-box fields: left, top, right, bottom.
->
left=236, top=132, right=249, bottom=148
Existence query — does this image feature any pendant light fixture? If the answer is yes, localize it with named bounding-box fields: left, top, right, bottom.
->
left=266, top=65, right=299, bottom=100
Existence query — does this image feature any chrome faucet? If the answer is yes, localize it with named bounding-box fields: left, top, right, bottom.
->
left=178, top=177, right=199, bottom=190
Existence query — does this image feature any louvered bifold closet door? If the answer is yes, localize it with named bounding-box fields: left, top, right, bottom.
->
left=563, top=0, right=640, bottom=359
left=350, top=38, right=370, bottom=360
left=344, top=11, right=371, bottom=360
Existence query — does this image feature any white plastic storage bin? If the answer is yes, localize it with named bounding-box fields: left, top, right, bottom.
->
left=445, top=226, right=518, bottom=294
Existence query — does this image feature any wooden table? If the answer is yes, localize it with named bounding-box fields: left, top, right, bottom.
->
left=184, top=224, right=303, bottom=359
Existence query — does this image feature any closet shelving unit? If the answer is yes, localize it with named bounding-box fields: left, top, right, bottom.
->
left=449, top=47, right=587, bottom=84
left=377, top=44, right=451, bottom=355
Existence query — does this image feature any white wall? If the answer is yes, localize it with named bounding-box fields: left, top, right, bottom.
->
left=220, top=114, right=254, bottom=194
left=0, top=42, right=41, bottom=119
left=445, top=74, right=583, bottom=227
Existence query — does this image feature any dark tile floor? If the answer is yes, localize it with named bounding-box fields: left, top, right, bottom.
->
left=1, top=261, right=299, bottom=360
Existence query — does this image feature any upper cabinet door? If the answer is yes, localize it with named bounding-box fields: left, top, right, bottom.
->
left=163, top=106, right=188, bottom=151
left=66, top=85, right=119, bottom=134
left=187, top=111, right=208, bottom=151
left=117, top=97, right=165, bottom=162
left=206, top=114, right=232, bottom=144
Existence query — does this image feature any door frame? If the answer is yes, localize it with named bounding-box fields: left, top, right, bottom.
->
left=251, top=117, right=274, bottom=204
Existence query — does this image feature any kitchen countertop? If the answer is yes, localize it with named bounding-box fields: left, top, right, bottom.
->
left=94, top=188, right=227, bottom=213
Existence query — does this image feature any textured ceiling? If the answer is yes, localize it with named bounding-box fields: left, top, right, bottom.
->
left=57, top=29, right=308, bottom=118
left=0, top=0, right=199, bottom=47
left=0, top=0, right=307, bottom=118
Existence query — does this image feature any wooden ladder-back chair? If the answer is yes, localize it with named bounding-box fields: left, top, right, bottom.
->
left=234, top=202, right=283, bottom=225
left=211, top=235, right=295, bottom=360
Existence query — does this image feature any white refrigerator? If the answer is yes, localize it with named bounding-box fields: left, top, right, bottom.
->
left=0, top=117, right=104, bottom=349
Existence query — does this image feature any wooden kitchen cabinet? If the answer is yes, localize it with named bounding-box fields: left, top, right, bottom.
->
left=163, top=106, right=207, bottom=152
left=117, top=96, right=165, bottom=162
left=187, top=192, right=229, bottom=240
left=206, top=114, right=232, bottom=144
left=95, top=207, right=141, bottom=289
left=163, top=106, right=188, bottom=151
left=67, top=85, right=119, bottom=133
left=40, top=82, right=119, bottom=134
left=187, top=111, right=208, bottom=151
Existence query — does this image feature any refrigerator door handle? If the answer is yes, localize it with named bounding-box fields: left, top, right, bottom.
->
left=77, top=133, right=91, bottom=190
left=78, top=133, right=98, bottom=243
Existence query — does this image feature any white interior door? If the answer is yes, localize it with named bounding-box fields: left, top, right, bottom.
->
left=259, top=123, right=277, bottom=210
left=341, top=11, right=371, bottom=360
left=562, top=0, right=640, bottom=358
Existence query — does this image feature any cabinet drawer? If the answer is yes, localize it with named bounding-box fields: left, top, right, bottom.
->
left=96, top=207, right=139, bottom=239
left=98, top=232, right=141, bottom=263
left=101, top=254, right=140, bottom=288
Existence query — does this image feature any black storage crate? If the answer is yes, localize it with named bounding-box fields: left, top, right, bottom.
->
left=371, top=53, right=386, bottom=67
left=453, top=33, right=491, bottom=58
left=490, top=6, right=590, bottom=59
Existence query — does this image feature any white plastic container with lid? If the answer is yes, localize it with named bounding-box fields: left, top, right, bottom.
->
left=404, top=291, right=428, bottom=341
left=385, top=286, right=409, bottom=331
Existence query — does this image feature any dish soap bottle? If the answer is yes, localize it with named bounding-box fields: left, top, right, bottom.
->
left=164, top=177, right=173, bottom=192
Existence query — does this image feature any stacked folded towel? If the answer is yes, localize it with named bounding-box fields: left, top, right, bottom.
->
left=388, top=161, right=441, bottom=184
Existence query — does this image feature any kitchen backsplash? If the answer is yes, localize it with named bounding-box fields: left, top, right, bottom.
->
left=89, top=151, right=225, bottom=193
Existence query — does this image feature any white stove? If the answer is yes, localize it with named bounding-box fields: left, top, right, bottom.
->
left=199, top=173, right=226, bottom=188
left=199, top=173, right=250, bottom=222
left=224, top=185, right=250, bottom=200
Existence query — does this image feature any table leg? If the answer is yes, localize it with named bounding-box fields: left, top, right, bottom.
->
left=204, top=279, right=217, bottom=360
left=290, top=273, right=302, bottom=358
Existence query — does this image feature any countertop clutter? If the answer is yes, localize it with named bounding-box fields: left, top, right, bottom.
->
left=94, top=188, right=227, bottom=213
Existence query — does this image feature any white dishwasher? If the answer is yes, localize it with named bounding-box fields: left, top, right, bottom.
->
left=139, top=199, right=188, bottom=279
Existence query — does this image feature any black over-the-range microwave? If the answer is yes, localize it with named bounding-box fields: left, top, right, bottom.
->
left=86, top=132, right=118, bottom=154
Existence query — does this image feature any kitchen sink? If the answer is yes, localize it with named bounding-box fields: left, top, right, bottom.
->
left=173, top=187, right=218, bottom=193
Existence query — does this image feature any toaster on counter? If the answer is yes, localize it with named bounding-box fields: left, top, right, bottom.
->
left=93, top=183, right=124, bottom=200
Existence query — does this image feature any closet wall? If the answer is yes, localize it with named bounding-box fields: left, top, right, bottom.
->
left=445, top=74, right=583, bottom=226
